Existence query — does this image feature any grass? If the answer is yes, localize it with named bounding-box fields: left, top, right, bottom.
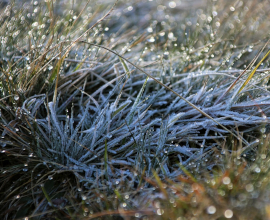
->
left=1, top=0, right=270, bottom=219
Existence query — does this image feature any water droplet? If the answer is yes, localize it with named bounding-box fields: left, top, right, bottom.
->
left=164, top=51, right=169, bottom=56
left=48, top=175, right=53, bottom=180
left=255, top=167, right=261, bottom=173
left=127, top=6, right=133, bottom=11
left=154, top=201, right=161, bottom=208
left=14, top=95, right=19, bottom=101
left=135, top=213, right=141, bottom=218
left=81, top=195, right=87, bottom=200
left=157, top=209, right=164, bottom=215
left=224, top=209, right=233, bottom=218
left=32, top=22, right=38, bottom=27
left=147, top=27, right=153, bottom=33
left=169, top=1, right=176, bottom=8
left=212, top=11, right=218, bottom=17
left=168, top=32, right=174, bottom=39
left=159, top=31, right=165, bottom=36
left=169, top=198, right=175, bottom=203
left=148, top=37, right=155, bottom=42
left=245, top=184, right=254, bottom=192
left=260, top=128, right=266, bottom=133
left=229, top=23, right=234, bottom=29
left=207, top=205, right=216, bottom=214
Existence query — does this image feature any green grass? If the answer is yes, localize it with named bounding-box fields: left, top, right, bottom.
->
left=1, top=0, right=270, bottom=219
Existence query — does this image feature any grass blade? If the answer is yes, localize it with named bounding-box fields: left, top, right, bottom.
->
left=237, top=47, right=270, bottom=94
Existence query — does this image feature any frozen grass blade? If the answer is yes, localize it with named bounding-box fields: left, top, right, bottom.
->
left=127, top=76, right=149, bottom=125
left=81, top=42, right=247, bottom=144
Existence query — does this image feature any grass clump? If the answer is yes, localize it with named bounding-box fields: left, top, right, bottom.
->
left=1, top=0, right=270, bottom=219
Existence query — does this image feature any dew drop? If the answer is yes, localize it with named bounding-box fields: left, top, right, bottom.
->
left=147, top=27, right=153, bottom=33
left=159, top=31, right=165, bottom=36
left=168, top=32, right=174, bottom=39
left=135, top=213, right=141, bottom=218
left=157, top=209, right=164, bottom=215
left=169, top=198, right=175, bottom=203
left=207, top=205, right=216, bottom=214
left=32, top=22, right=38, bottom=27
left=260, top=128, right=266, bottom=133
left=224, top=209, right=233, bottom=218
left=148, top=37, right=155, bottom=42
left=169, top=1, right=176, bottom=8
left=254, top=167, right=261, bottom=173
left=245, top=183, right=254, bottom=192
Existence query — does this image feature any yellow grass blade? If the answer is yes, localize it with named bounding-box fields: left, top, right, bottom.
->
left=237, top=48, right=270, bottom=94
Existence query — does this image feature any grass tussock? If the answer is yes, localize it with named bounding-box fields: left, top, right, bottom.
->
left=1, top=0, right=270, bottom=219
